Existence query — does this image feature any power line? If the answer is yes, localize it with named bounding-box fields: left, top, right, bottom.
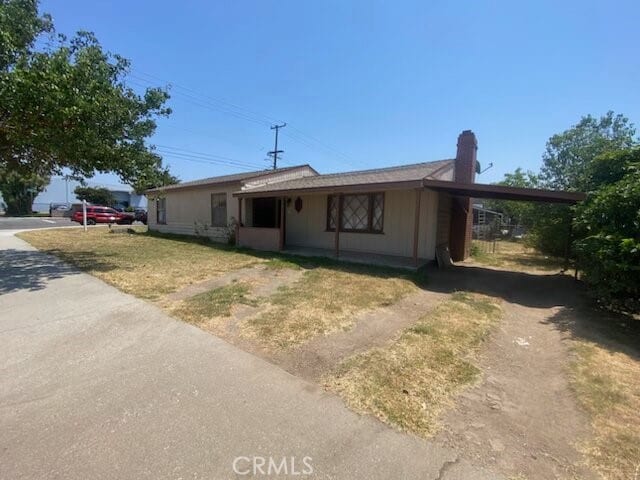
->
left=130, top=70, right=282, bottom=126
left=129, top=70, right=363, bottom=169
left=154, top=145, right=267, bottom=170
left=160, top=153, right=260, bottom=172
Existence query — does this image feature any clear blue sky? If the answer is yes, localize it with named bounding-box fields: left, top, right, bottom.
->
left=41, top=0, right=639, bottom=185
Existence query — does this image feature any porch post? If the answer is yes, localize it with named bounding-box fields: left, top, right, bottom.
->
left=334, top=194, right=342, bottom=258
left=413, top=188, right=421, bottom=265
left=236, top=197, right=242, bottom=246
left=279, top=196, right=285, bottom=250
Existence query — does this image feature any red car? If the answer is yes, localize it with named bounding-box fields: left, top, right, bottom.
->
left=72, top=206, right=134, bottom=225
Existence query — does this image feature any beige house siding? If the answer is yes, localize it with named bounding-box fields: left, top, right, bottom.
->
left=285, top=189, right=439, bottom=260
left=147, top=185, right=239, bottom=242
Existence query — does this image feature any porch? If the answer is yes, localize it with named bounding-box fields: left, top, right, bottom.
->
left=281, top=245, right=430, bottom=271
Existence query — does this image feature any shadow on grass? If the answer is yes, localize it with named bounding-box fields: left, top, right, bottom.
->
left=545, top=303, right=640, bottom=361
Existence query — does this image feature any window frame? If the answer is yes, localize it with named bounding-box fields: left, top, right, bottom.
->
left=210, top=193, right=228, bottom=227
left=326, top=192, right=385, bottom=234
left=156, top=197, right=167, bottom=225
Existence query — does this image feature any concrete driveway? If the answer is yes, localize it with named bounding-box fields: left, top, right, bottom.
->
left=0, top=231, right=499, bottom=480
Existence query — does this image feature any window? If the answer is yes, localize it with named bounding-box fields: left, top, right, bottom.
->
left=326, top=193, right=384, bottom=233
left=156, top=198, right=166, bottom=224
left=211, top=193, right=227, bottom=227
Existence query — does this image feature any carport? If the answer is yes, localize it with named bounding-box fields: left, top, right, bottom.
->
left=423, top=178, right=586, bottom=263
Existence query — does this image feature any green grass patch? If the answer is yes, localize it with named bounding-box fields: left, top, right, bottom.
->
left=172, top=282, right=259, bottom=326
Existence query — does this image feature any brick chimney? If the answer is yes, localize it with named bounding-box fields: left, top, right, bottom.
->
left=454, top=130, right=478, bottom=183
left=449, top=130, right=477, bottom=261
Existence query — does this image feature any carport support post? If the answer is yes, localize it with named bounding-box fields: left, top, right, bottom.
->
left=413, top=189, right=421, bottom=265
left=236, top=197, right=242, bottom=246
left=334, top=194, right=342, bottom=258
left=279, top=197, right=285, bottom=250
left=563, top=214, right=573, bottom=272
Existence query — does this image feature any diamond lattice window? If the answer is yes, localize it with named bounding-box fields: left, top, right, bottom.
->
left=327, top=193, right=384, bottom=233
left=371, top=193, right=384, bottom=231
left=327, top=195, right=338, bottom=230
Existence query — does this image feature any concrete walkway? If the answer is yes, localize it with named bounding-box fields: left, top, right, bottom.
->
left=0, top=231, right=500, bottom=480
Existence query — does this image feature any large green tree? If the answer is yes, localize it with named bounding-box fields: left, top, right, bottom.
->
left=540, top=111, right=636, bottom=191
left=0, top=0, right=177, bottom=214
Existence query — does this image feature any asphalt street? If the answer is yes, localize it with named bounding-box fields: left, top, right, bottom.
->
left=0, top=216, right=74, bottom=230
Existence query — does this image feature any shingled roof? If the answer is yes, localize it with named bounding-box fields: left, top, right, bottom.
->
left=234, top=159, right=455, bottom=197
left=146, top=164, right=315, bottom=193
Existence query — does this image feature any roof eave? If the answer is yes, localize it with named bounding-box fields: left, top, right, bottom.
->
left=233, top=179, right=425, bottom=198
left=145, top=164, right=314, bottom=195
left=145, top=178, right=243, bottom=195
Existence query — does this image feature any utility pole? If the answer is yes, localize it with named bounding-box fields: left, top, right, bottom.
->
left=268, top=123, right=286, bottom=169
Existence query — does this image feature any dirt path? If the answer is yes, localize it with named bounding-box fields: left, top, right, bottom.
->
left=274, top=289, right=448, bottom=380
left=166, top=265, right=304, bottom=301
left=431, top=266, right=596, bottom=480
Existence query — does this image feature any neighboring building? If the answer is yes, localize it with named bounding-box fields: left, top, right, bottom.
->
left=26, top=177, right=147, bottom=213
left=147, top=131, right=584, bottom=266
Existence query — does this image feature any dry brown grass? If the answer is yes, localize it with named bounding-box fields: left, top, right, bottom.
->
left=570, top=341, right=640, bottom=480
left=470, top=240, right=565, bottom=272
left=324, top=292, right=502, bottom=437
left=18, top=227, right=261, bottom=300
left=19, top=228, right=419, bottom=350
left=240, top=267, right=417, bottom=350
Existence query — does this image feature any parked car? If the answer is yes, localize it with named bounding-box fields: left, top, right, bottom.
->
left=71, top=206, right=134, bottom=225
left=134, top=209, right=148, bottom=225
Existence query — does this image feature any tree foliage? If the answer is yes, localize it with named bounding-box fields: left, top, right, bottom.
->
left=73, top=185, right=115, bottom=206
left=0, top=0, right=177, bottom=214
left=0, top=0, right=51, bottom=70
left=574, top=149, right=640, bottom=312
left=540, top=111, right=636, bottom=190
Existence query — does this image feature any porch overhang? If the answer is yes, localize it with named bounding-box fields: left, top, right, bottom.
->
left=422, top=179, right=586, bottom=204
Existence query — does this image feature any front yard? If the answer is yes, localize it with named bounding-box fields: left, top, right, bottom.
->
left=19, top=227, right=420, bottom=351
left=18, top=227, right=640, bottom=480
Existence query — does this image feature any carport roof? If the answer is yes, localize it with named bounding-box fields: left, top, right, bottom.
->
left=422, top=179, right=585, bottom=203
